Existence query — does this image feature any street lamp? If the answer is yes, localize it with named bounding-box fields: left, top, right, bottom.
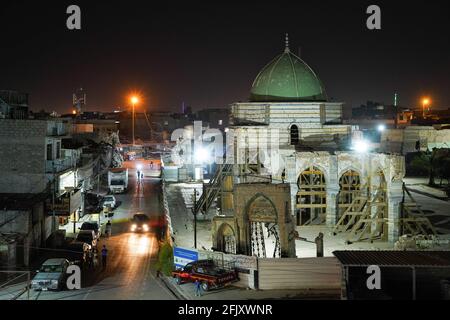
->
left=377, top=124, right=386, bottom=132
left=352, top=139, right=370, bottom=153
left=422, top=97, right=430, bottom=118
left=130, top=95, right=140, bottom=145
left=194, top=146, right=210, bottom=164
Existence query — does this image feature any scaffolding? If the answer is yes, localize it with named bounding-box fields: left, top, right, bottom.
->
left=333, top=185, right=388, bottom=244
left=401, top=186, right=437, bottom=237
left=296, top=166, right=327, bottom=225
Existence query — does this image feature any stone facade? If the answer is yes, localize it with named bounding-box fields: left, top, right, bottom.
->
left=230, top=102, right=353, bottom=147
left=213, top=183, right=296, bottom=258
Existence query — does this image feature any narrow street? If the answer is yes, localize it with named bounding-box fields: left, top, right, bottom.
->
left=20, top=162, right=177, bottom=300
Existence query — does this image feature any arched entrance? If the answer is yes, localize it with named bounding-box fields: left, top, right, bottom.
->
left=296, top=166, right=327, bottom=225
left=247, top=195, right=280, bottom=258
left=338, top=170, right=362, bottom=218
left=217, top=223, right=237, bottom=254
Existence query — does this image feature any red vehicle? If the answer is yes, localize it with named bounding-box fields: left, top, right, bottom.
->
left=148, top=215, right=166, bottom=229
left=172, top=259, right=238, bottom=291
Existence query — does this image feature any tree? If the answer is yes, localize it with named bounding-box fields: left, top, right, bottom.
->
left=154, top=241, right=174, bottom=276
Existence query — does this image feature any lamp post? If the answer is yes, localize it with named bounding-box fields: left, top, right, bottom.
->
left=192, top=188, right=198, bottom=249
left=422, top=98, right=430, bottom=119
left=130, top=96, right=139, bottom=146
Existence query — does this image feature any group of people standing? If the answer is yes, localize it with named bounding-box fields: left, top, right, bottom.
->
left=83, top=221, right=111, bottom=271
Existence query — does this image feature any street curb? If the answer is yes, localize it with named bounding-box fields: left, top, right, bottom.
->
left=408, top=187, right=449, bottom=201
left=160, top=276, right=189, bottom=300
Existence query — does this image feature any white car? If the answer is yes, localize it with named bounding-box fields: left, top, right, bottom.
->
left=102, top=195, right=116, bottom=209
left=31, top=258, right=71, bottom=291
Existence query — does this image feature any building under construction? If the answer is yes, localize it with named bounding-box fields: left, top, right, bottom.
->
left=175, top=37, right=439, bottom=258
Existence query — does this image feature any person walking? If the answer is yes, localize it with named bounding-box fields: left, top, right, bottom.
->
left=194, top=280, right=202, bottom=297
left=105, top=220, right=112, bottom=238
left=93, top=247, right=99, bottom=269
left=101, top=245, right=108, bottom=269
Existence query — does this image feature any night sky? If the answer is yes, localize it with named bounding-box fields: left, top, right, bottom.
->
left=0, top=1, right=449, bottom=113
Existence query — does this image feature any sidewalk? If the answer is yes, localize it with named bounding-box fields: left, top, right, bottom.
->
left=164, top=182, right=213, bottom=250
left=404, top=177, right=449, bottom=200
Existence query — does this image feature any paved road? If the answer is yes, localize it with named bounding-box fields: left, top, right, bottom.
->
left=17, top=166, right=176, bottom=300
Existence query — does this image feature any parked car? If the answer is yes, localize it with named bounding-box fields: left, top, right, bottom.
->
left=172, top=259, right=238, bottom=291
left=79, top=222, right=100, bottom=240
left=75, top=230, right=98, bottom=248
left=66, top=241, right=91, bottom=263
left=31, top=258, right=71, bottom=291
left=102, top=195, right=116, bottom=209
left=130, top=213, right=150, bottom=232
left=85, top=193, right=101, bottom=207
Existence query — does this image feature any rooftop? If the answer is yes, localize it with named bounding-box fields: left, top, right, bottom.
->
left=333, top=250, right=450, bottom=268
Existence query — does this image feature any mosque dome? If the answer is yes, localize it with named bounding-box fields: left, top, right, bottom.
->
left=250, top=35, right=328, bottom=102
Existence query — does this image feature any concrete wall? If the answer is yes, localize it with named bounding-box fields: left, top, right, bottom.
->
left=381, top=126, right=450, bottom=154
left=0, top=201, right=52, bottom=266
left=258, top=257, right=341, bottom=290
left=0, top=120, right=48, bottom=193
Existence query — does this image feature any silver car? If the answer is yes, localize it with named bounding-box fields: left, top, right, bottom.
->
left=31, top=258, right=70, bottom=291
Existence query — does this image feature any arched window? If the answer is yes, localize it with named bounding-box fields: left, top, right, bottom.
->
left=290, top=125, right=299, bottom=145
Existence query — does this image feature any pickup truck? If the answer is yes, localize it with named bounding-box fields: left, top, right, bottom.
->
left=172, top=259, right=238, bottom=291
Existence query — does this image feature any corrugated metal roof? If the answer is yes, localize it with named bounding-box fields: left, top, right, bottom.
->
left=333, top=251, right=450, bottom=267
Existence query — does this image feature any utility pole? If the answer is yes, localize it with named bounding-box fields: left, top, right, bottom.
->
left=192, top=188, right=197, bottom=249
left=52, top=162, right=56, bottom=247
left=80, top=179, right=85, bottom=219
left=132, top=101, right=136, bottom=146
left=97, top=174, right=101, bottom=226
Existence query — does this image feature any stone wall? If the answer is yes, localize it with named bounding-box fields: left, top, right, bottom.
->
left=231, top=183, right=296, bottom=257
left=380, top=126, right=450, bottom=154
left=233, top=148, right=405, bottom=243
left=0, top=119, right=48, bottom=193
left=277, top=151, right=405, bottom=243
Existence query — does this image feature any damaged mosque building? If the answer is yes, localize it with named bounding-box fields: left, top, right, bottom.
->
left=173, top=36, right=435, bottom=258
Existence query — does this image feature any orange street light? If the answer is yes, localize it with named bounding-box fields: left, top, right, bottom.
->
left=422, top=97, right=431, bottom=118
left=131, top=96, right=139, bottom=104
left=130, top=94, right=140, bottom=145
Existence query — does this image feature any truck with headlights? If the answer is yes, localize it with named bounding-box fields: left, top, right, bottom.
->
left=108, top=168, right=128, bottom=193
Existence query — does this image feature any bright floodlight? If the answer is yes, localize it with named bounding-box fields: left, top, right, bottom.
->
left=352, top=139, right=369, bottom=153
left=131, top=96, right=139, bottom=104
left=377, top=124, right=386, bottom=132
left=195, top=146, right=210, bottom=163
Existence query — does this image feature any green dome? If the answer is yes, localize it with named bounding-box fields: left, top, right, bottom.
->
left=250, top=42, right=327, bottom=102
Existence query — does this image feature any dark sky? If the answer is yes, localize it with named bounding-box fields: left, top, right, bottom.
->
left=0, top=1, right=449, bottom=113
